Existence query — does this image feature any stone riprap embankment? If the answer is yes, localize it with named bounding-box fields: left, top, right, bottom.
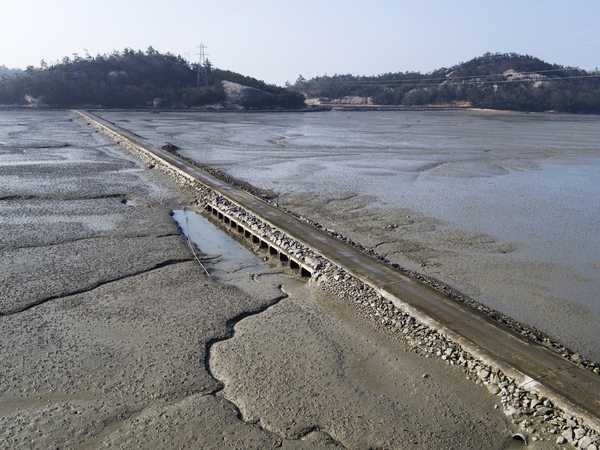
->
left=186, top=146, right=600, bottom=382
left=200, top=194, right=600, bottom=449
left=77, top=109, right=600, bottom=447
left=277, top=203, right=597, bottom=381
left=113, top=108, right=599, bottom=378
left=142, top=179, right=600, bottom=447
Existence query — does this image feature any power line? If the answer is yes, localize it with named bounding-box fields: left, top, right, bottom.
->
left=324, top=73, right=600, bottom=88
left=519, top=27, right=600, bottom=44
left=530, top=38, right=600, bottom=51
left=320, top=70, right=599, bottom=86
left=417, top=74, right=600, bottom=87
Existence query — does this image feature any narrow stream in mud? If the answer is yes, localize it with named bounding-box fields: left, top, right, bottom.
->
left=171, top=209, right=265, bottom=273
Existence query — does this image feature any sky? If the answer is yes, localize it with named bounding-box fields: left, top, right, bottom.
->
left=1, top=0, right=599, bottom=86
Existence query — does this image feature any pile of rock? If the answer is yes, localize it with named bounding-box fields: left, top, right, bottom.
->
left=88, top=109, right=600, bottom=378
left=269, top=201, right=600, bottom=378
left=306, top=96, right=373, bottom=105
left=316, top=266, right=600, bottom=448
left=221, top=80, right=274, bottom=109
left=203, top=196, right=600, bottom=448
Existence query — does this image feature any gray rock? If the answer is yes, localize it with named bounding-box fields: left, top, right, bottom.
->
left=579, top=437, right=593, bottom=449
left=533, top=406, right=553, bottom=416
left=503, top=405, right=522, bottom=419
left=221, top=80, right=275, bottom=106
left=304, top=256, right=323, bottom=269
left=487, top=384, right=501, bottom=395
left=571, top=353, right=584, bottom=363
left=562, top=428, right=574, bottom=442
left=24, top=94, right=48, bottom=107
left=556, top=436, right=567, bottom=444
left=575, top=428, right=587, bottom=440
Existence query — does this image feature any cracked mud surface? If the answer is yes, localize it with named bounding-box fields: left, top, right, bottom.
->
left=0, top=236, right=192, bottom=314
left=211, top=275, right=522, bottom=449
left=1, top=111, right=551, bottom=448
left=0, top=111, right=313, bottom=448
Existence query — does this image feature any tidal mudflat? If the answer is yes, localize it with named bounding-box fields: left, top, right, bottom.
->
left=99, top=110, right=600, bottom=363
left=0, top=110, right=545, bottom=448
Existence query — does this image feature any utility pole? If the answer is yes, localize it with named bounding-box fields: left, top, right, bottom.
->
left=196, top=43, right=209, bottom=88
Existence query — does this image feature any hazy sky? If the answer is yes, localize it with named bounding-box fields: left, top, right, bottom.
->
left=1, top=0, right=599, bottom=85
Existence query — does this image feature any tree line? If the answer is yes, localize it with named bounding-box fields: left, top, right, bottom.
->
left=0, top=47, right=305, bottom=109
left=291, top=53, right=600, bottom=113
left=0, top=65, right=23, bottom=80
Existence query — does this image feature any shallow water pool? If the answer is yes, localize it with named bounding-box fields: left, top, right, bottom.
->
left=172, top=209, right=263, bottom=272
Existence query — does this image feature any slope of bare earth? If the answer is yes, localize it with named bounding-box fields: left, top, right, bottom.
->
left=0, top=110, right=550, bottom=449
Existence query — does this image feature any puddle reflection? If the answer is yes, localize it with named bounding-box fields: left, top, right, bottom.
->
left=172, top=209, right=263, bottom=272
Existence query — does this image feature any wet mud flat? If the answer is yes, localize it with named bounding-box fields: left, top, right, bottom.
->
left=97, top=110, right=600, bottom=363
left=0, top=110, right=588, bottom=449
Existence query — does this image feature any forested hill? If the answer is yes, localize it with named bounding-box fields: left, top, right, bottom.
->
left=3, top=50, right=599, bottom=113
left=0, top=65, right=23, bottom=79
left=291, top=53, right=600, bottom=113
left=0, top=48, right=305, bottom=109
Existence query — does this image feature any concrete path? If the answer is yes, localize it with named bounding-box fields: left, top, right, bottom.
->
left=78, top=110, right=600, bottom=430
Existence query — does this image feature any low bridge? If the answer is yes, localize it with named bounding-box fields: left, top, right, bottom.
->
left=205, top=203, right=314, bottom=278
left=75, top=109, right=600, bottom=432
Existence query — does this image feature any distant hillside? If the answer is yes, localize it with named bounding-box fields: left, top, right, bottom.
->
left=0, top=48, right=305, bottom=109
left=291, top=53, right=600, bottom=113
left=0, top=65, right=24, bottom=79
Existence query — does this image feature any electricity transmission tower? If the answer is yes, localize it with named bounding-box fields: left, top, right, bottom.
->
left=196, top=43, right=209, bottom=88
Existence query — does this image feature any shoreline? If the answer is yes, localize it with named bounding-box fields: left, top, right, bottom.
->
left=3, top=105, right=600, bottom=116
left=82, top=105, right=600, bottom=369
